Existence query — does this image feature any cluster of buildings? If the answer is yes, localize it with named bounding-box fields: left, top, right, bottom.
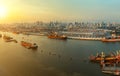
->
left=0, top=21, right=120, bottom=37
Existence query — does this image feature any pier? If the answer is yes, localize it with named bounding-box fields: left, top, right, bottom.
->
left=68, top=36, right=102, bottom=40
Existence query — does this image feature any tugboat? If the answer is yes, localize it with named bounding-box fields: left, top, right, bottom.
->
left=21, top=41, right=38, bottom=49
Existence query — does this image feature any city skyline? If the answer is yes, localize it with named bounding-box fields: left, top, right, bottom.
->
left=0, top=0, right=120, bottom=23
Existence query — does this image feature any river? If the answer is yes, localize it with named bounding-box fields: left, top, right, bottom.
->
left=0, top=32, right=120, bottom=76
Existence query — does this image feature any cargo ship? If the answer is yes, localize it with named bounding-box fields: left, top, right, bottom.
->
left=48, top=34, right=67, bottom=39
left=101, top=36, right=120, bottom=42
left=48, top=32, right=67, bottom=40
left=101, top=31, right=120, bottom=42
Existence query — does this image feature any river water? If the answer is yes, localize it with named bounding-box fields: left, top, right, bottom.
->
left=0, top=32, right=120, bottom=76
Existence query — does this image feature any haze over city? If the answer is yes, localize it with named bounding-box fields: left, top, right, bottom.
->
left=1, top=0, right=120, bottom=76
left=0, top=0, right=120, bottom=23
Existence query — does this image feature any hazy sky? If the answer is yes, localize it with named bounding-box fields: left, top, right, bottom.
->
left=0, top=0, right=120, bottom=23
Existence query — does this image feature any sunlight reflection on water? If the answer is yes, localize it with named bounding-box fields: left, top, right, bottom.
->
left=0, top=32, right=119, bottom=76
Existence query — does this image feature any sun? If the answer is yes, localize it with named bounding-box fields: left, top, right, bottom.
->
left=0, top=6, right=7, bottom=18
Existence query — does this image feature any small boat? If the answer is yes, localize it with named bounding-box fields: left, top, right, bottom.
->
left=3, top=35, right=17, bottom=43
left=3, top=35, right=13, bottom=40
left=4, top=38, right=12, bottom=42
left=0, top=34, right=2, bottom=38
left=21, top=41, right=38, bottom=49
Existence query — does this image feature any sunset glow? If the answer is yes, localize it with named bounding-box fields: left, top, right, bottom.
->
left=0, top=0, right=120, bottom=23
left=0, top=5, right=7, bottom=18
